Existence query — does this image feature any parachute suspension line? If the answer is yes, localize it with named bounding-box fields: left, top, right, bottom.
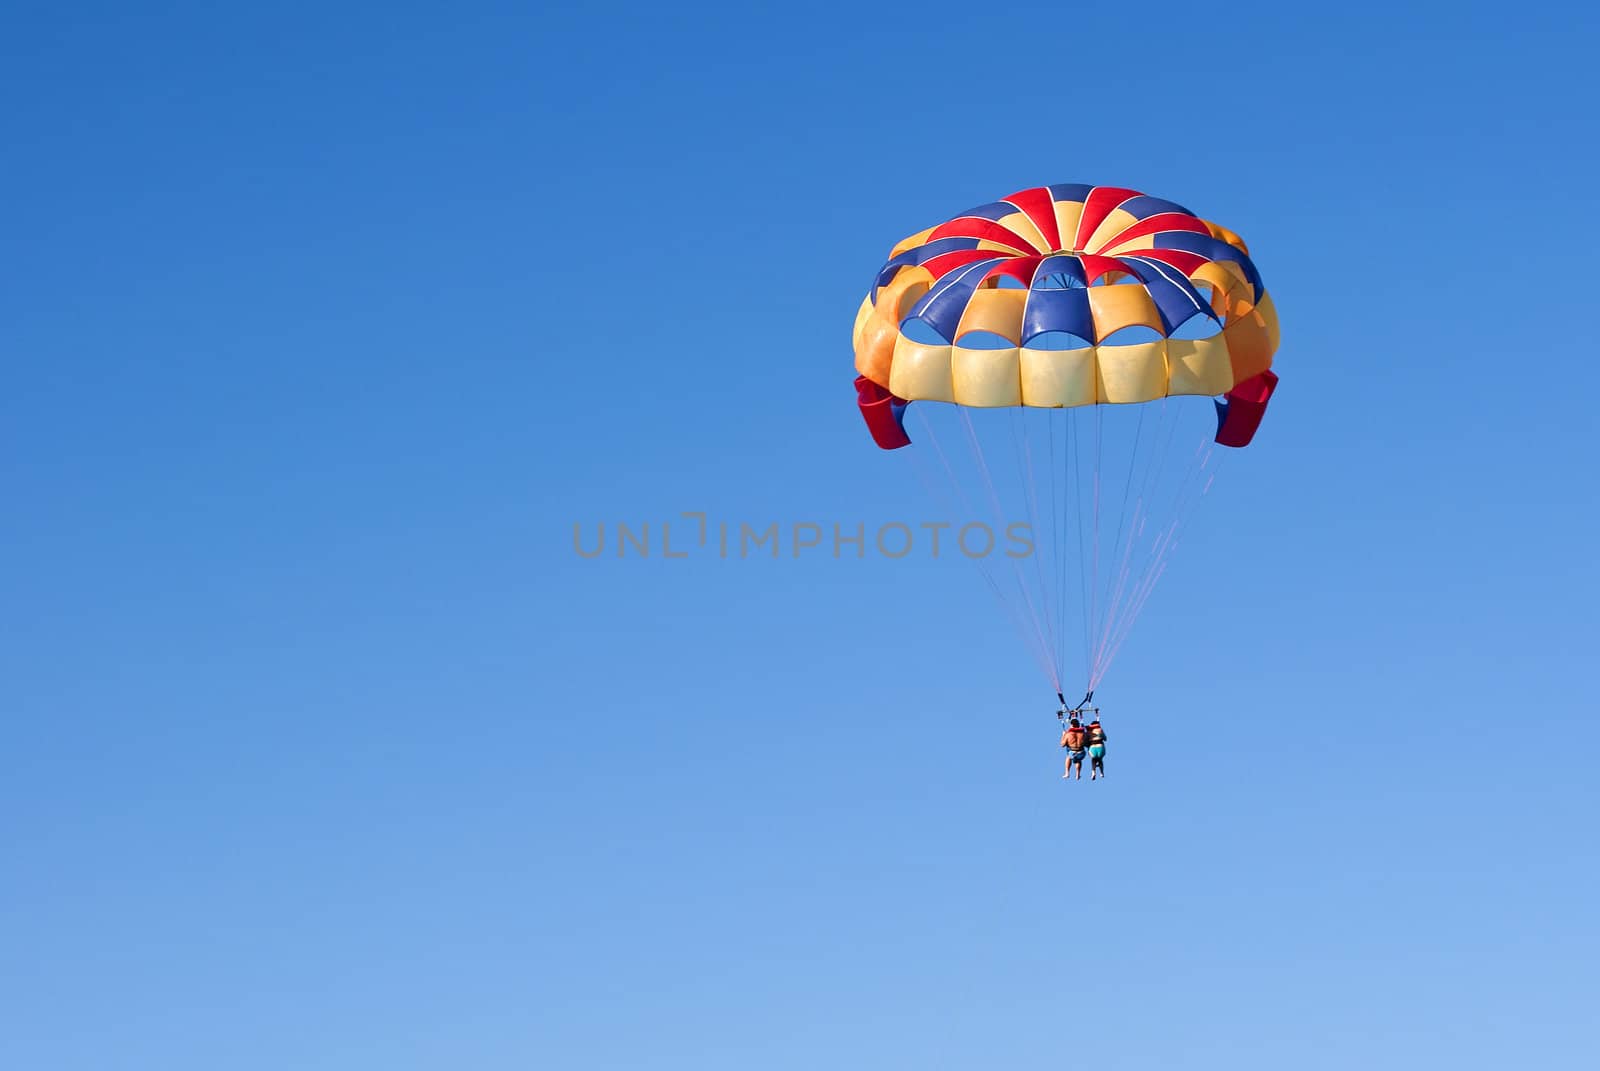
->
left=1011, top=408, right=1062, bottom=684
left=1088, top=398, right=1172, bottom=687
left=1092, top=495, right=1148, bottom=688
left=1092, top=426, right=1192, bottom=690
left=907, top=413, right=1031, bottom=657
left=1047, top=414, right=1066, bottom=682
left=917, top=396, right=1226, bottom=700
left=913, top=408, right=1059, bottom=689
left=1069, top=408, right=1092, bottom=685
left=1090, top=426, right=1223, bottom=690
left=1099, top=402, right=1147, bottom=633
left=956, top=407, right=1062, bottom=696
left=964, top=407, right=1061, bottom=695
left=1082, top=400, right=1149, bottom=696
left=1090, top=397, right=1180, bottom=675
left=1054, top=413, right=1070, bottom=686
left=1093, top=506, right=1189, bottom=686
left=1086, top=404, right=1104, bottom=697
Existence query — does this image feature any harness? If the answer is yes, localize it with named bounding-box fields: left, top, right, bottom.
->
left=1056, top=690, right=1102, bottom=752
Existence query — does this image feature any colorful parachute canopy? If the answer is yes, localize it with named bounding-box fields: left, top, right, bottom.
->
left=852, top=183, right=1280, bottom=449
left=850, top=184, right=1281, bottom=698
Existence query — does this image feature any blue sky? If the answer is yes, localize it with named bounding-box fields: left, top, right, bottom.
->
left=4, top=2, right=1598, bottom=1068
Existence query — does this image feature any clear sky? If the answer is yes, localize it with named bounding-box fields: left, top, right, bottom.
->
left=4, top=3, right=1598, bottom=1068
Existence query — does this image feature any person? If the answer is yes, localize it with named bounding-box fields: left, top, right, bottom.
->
left=1086, top=717, right=1107, bottom=780
left=1060, top=715, right=1087, bottom=780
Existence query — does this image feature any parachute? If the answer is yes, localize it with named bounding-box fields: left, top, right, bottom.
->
left=851, top=184, right=1280, bottom=698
